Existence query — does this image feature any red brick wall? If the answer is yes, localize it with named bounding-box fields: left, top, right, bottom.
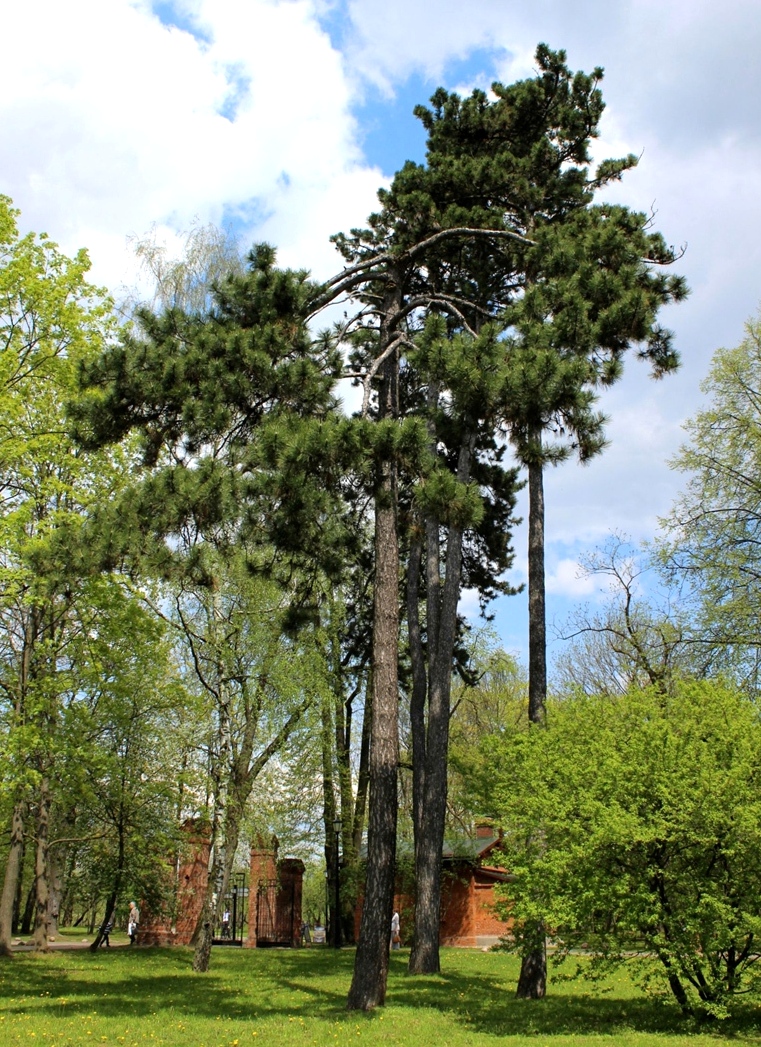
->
left=140, top=820, right=210, bottom=946
left=471, top=878, right=512, bottom=938
left=440, top=868, right=475, bottom=946
left=173, top=829, right=211, bottom=945
left=353, top=862, right=513, bottom=948
left=141, top=829, right=304, bottom=950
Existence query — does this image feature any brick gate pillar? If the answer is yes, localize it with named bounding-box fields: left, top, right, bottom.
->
left=245, top=835, right=278, bottom=948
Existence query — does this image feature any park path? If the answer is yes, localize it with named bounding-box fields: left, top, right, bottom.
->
left=9, top=937, right=130, bottom=952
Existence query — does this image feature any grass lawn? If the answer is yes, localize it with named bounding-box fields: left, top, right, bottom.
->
left=3, top=945, right=761, bottom=1047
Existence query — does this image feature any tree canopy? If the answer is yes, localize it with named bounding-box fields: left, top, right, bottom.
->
left=661, top=309, right=761, bottom=688
left=472, top=680, right=761, bottom=1017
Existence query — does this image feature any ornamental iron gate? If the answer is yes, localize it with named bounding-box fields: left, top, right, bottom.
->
left=255, top=877, right=297, bottom=946
left=213, top=872, right=247, bottom=946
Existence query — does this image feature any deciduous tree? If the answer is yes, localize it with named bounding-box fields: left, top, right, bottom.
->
left=660, top=310, right=761, bottom=690
left=475, top=681, right=761, bottom=1016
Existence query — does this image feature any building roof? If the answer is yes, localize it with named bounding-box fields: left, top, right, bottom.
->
left=441, top=835, right=501, bottom=861
left=361, top=834, right=507, bottom=868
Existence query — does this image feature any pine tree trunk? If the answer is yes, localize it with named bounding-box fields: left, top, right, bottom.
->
left=517, top=444, right=547, bottom=998
left=347, top=485, right=399, bottom=1009
left=407, top=568, right=460, bottom=974
left=348, top=320, right=400, bottom=1011
left=527, top=450, right=546, bottom=725
left=0, top=800, right=26, bottom=955
left=409, top=437, right=472, bottom=975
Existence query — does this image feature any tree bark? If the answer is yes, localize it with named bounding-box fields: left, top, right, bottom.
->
left=32, top=775, right=53, bottom=951
left=0, top=801, right=26, bottom=955
left=517, top=434, right=547, bottom=998
left=409, top=434, right=473, bottom=974
left=347, top=482, right=399, bottom=1008
left=527, top=448, right=546, bottom=726
left=348, top=302, right=400, bottom=1011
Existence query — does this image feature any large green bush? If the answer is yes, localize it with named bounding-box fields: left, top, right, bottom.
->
left=477, top=680, right=761, bottom=1015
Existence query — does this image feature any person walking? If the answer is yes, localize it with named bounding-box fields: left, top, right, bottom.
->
left=128, top=901, right=140, bottom=946
left=390, top=910, right=401, bottom=950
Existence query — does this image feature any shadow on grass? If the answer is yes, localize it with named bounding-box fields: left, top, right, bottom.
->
left=3, top=946, right=761, bottom=1041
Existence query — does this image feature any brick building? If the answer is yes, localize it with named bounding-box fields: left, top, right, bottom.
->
left=354, top=826, right=515, bottom=948
left=438, top=829, right=516, bottom=947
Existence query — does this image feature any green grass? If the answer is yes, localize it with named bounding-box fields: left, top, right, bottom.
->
left=3, top=946, right=761, bottom=1046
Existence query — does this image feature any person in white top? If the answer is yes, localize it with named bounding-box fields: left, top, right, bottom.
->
left=390, top=910, right=401, bottom=949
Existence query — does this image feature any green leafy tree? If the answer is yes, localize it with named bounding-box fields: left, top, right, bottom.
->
left=59, top=579, right=189, bottom=952
left=447, top=640, right=528, bottom=831
left=0, top=196, right=134, bottom=954
left=474, top=681, right=761, bottom=1016
left=660, top=310, right=761, bottom=690
left=161, top=557, right=325, bottom=972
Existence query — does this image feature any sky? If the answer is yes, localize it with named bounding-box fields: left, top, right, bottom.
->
left=2, top=0, right=760, bottom=670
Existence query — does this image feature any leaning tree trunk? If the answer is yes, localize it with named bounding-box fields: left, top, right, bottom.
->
left=0, top=800, right=27, bottom=956
left=90, top=817, right=125, bottom=951
left=347, top=322, right=400, bottom=1012
left=516, top=442, right=547, bottom=999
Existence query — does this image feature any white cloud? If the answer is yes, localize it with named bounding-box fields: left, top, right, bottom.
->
left=546, top=559, right=599, bottom=599
left=0, top=0, right=378, bottom=290
left=343, top=0, right=512, bottom=93
left=4, top=0, right=761, bottom=667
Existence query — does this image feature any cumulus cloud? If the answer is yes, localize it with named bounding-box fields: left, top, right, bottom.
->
left=546, top=559, right=600, bottom=599
left=1, top=0, right=378, bottom=288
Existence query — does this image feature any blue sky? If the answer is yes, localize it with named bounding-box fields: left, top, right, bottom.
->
left=3, top=0, right=761, bottom=672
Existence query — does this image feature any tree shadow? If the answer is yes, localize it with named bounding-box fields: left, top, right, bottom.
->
left=3, top=947, right=761, bottom=1041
